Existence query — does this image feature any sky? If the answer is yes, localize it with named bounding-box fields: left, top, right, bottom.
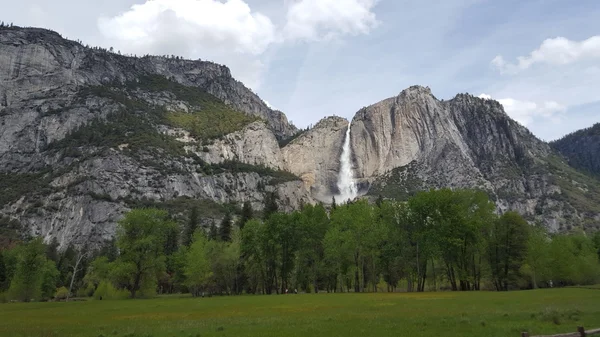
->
left=1, top=0, right=599, bottom=141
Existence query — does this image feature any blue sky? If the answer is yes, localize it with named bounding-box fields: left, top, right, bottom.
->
left=2, top=0, right=599, bottom=140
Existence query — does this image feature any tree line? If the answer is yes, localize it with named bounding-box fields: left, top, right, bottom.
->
left=1, top=189, right=600, bottom=302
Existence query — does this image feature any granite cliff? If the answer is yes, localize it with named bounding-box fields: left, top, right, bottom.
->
left=2, top=26, right=600, bottom=248
left=351, top=87, right=600, bottom=232
left=551, top=123, right=600, bottom=177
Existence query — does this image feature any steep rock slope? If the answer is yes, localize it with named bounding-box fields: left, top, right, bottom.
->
left=352, top=86, right=600, bottom=232
left=0, top=26, right=307, bottom=248
left=281, top=116, right=348, bottom=200
left=0, top=27, right=296, bottom=140
left=551, top=123, right=600, bottom=177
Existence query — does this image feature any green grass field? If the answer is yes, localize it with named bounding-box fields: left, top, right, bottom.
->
left=1, top=288, right=599, bottom=337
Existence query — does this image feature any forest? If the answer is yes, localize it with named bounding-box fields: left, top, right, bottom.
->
left=1, top=189, right=600, bottom=302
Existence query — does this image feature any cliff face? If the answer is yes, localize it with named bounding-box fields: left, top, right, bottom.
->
left=281, top=117, right=348, bottom=201
left=0, top=26, right=307, bottom=249
left=551, top=123, right=600, bottom=177
left=352, top=86, right=600, bottom=232
left=0, top=27, right=296, bottom=140
left=2, top=26, right=600, bottom=248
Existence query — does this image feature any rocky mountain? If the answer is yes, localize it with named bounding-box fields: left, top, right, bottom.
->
left=0, top=26, right=307, bottom=248
left=1, top=25, right=600, bottom=248
left=551, top=123, right=600, bottom=177
left=351, top=87, right=600, bottom=232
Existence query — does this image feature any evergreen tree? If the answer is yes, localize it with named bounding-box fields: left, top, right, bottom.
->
left=46, top=237, right=60, bottom=263
left=98, top=239, right=118, bottom=262
left=593, top=231, right=600, bottom=260
left=0, top=251, right=6, bottom=290
left=263, top=192, right=279, bottom=220
left=164, top=224, right=179, bottom=256
left=184, top=206, right=200, bottom=246
left=208, top=220, right=218, bottom=241
left=219, top=213, right=233, bottom=242
left=375, top=195, right=384, bottom=208
left=331, top=196, right=337, bottom=210
left=237, top=202, right=253, bottom=230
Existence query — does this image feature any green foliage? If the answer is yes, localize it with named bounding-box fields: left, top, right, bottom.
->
left=487, top=212, right=529, bottom=291
left=546, top=155, right=600, bottom=215
left=263, top=191, right=279, bottom=220
left=93, top=281, right=129, bottom=300
left=237, top=201, right=254, bottom=229
left=278, top=128, right=309, bottom=148
left=48, top=110, right=186, bottom=157
left=185, top=234, right=212, bottom=296
left=521, top=225, right=551, bottom=288
left=7, top=238, right=59, bottom=302
left=128, top=74, right=260, bottom=141
left=551, top=122, right=600, bottom=177
left=183, top=206, right=199, bottom=247
left=165, top=110, right=258, bottom=141
left=203, top=160, right=300, bottom=184
left=115, top=208, right=177, bottom=298
left=0, top=173, right=51, bottom=212
left=124, top=197, right=228, bottom=223
left=367, top=163, right=423, bottom=200
left=41, top=260, right=60, bottom=299
left=0, top=252, right=5, bottom=291
left=219, top=212, right=233, bottom=242
left=547, top=233, right=600, bottom=286
left=54, top=286, right=69, bottom=300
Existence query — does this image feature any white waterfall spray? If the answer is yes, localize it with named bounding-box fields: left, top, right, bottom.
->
left=336, top=122, right=358, bottom=203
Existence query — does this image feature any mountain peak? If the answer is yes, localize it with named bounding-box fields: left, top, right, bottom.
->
left=398, top=85, right=433, bottom=98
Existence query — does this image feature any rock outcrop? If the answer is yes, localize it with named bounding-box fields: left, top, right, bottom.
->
left=0, top=26, right=307, bottom=249
left=353, top=86, right=600, bottom=232
left=551, top=123, right=600, bottom=177
left=0, top=27, right=296, bottom=140
left=282, top=117, right=348, bottom=201
left=2, top=25, right=599, bottom=248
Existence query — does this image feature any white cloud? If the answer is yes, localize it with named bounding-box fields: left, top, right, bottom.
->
left=98, top=0, right=277, bottom=89
left=479, top=94, right=566, bottom=126
left=283, top=0, right=379, bottom=41
left=99, top=0, right=276, bottom=55
left=97, top=0, right=380, bottom=90
left=492, top=36, right=600, bottom=74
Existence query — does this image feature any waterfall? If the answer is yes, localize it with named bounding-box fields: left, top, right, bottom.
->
left=336, top=121, right=358, bottom=203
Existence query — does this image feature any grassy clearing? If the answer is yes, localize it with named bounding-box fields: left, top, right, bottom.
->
left=1, top=288, right=599, bottom=337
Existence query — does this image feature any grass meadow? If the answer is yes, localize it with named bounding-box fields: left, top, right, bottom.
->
left=1, top=288, right=599, bottom=337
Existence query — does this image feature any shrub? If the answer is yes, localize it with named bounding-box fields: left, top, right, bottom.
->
left=93, top=281, right=129, bottom=300
left=76, top=284, right=95, bottom=297
left=54, top=286, right=69, bottom=300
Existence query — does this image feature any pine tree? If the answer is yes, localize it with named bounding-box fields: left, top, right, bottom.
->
left=184, top=206, right=199, bottom=246
left=375, top=195, right=384, bottom=208
left=98, top=239, right=118, bottom=262
left=0, top=251, right=6, bottom=291
left=46, top=237, right=60, bottom=263
left=263, top=192, right=279, bottom=220
left=208, top=220, right=218, bottom=241
left=219, top=213, right=233, bottom=242
left=331, top=196, right=337, bottom=210
left=237, top=201, right=253, bottom=230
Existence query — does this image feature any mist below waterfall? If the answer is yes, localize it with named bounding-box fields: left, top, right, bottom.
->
left=336, top=122, right=358, bottom=203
